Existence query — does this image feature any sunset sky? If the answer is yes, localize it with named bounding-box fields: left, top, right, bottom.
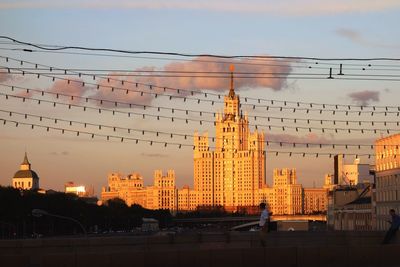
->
left=0, top=0, right=399, bottom=195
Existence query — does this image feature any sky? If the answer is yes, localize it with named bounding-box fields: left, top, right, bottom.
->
left=0, top=0, right=399, bottom=195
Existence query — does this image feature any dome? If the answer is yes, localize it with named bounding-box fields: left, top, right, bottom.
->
left=13, top=170, right=39, bottom=180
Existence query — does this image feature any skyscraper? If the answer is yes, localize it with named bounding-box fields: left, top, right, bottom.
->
left=194, top=66, right=265, bottom=210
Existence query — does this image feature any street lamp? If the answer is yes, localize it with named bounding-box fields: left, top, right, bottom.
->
left=32, top=209, right=87, bottom=236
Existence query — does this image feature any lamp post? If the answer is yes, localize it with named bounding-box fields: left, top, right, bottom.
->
left=32, top=209, right=87, bottom=236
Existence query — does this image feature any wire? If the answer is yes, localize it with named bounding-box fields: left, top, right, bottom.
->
left=2, top=56, right=400, bottom=114
left=2, top=40, right=400, bottom=69
left=1, top=92, right=399, bottom=134
left=0, top=116, right=382, bottom=158
left=2, top=83, right=400, bottom=127
left=2, top=109, right=396, bottom=149
left=1, top=35, right=400, bottom=61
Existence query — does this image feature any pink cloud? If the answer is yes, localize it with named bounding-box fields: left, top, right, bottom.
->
left=90, top=73, right=153, bottom=107
left=348, top=90, right=379, bottom=106
left=266, top=133, right=331, bottom=144
left=0, top=70, right=13, bottom=82
left=139, top=56, right=291, bottom=92
left=89, top=56, right=292, bottom=107
left=47, top=78, right=92, bottom=104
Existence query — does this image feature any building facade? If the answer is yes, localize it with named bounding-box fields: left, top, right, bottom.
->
left=65, top=182, right=94, bottom=197
left=375, top=133, right=400, bottom=230
left=194, top=71, right=265, bottom=211
left=12, top=153, right=39, bottom=190
left=303, top=188, right=328, bottom=214
left=101, top=172, right=148, bottom=208
left=270, top=168, right=303, bottom=215
left=101, top=170, right=178, bottom=211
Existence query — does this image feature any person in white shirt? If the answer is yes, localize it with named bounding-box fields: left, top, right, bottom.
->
left=259, top=202, right=270, bottom=246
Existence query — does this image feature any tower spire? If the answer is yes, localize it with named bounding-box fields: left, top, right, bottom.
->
left=22, top=151, right=30, bottom=165
left=229, top=64, right=235, bottom=98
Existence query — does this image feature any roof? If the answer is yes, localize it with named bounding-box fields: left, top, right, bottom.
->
left=13, top=170, right=39, bottom=180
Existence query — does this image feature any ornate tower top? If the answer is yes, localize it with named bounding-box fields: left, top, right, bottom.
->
left=20, top=152, right=31, bottom=170
left=228, top=64, right=235, bottom=98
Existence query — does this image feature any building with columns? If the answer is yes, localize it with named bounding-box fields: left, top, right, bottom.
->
left=12, top=152, right=39, bottom=190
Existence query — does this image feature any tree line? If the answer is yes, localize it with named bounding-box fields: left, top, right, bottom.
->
left=0, top=186, right=171, bottom=239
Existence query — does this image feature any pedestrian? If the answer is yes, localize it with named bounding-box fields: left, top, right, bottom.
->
left=259, top=202, right=270, bottom=247
left=382, top=209, right=400, bottom=244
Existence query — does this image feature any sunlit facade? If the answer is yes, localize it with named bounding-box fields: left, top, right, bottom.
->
left=303, top=188, right=328, bottom=214
left=270, top=168, right=303, bottom=215
left=375, top=133, right=400, bottom=230
left=100, top=75, right=329, bottom=214
left=194, top=71, right=265, bottom=211
left=65, top=181, right=94, bottom=197
left=101, top=170, right=178, bottom=211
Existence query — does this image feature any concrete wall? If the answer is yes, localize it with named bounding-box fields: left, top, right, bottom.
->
left=0, top=232, right=399, bottom=267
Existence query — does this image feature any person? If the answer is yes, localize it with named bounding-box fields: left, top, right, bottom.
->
left=259, top=202, right=270, bottom=247
left=382, top=209, right=400, bottom=244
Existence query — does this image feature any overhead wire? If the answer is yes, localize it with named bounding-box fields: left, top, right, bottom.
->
left=0, top=116, right=385, bottom=159
left=2, top=108, right=397, bottom=149
left=1, top=35, right=400, bottom=61
left=1, top=83, right=400, bottom=127
left=1, top=55, right=400, bottom=114
left=1, top=91, right=399, bottom=134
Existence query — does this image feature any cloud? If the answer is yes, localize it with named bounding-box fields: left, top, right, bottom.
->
left=90, top=56, right=292, bottom=106
left=336, top=28, right=400, bottom=49
left=1, top=0, right=400, bottom=16
left=348, top=90, right=380, bottom=106
left=266, top=133, right=331, bottom=144
left=15, top=90, right=34, bottom=98
left=140, top=152, right=168, bottom=158
left=90, top=73, right=153, bottom=107
left=0, top=70, right=13, bottom=82
left=47, top=78, right=92, bottom=104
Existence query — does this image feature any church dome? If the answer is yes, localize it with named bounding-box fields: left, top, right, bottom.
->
left=13, top=170, right=39, bottom=180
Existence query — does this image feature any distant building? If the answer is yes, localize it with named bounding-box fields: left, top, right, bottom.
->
left=101, top=170, right=178, bottom=211
left=147, top=170, right=177, bottom=210
left=260, top=168, right=327, bottom=216
left=270, top=168, right=303, bottom=215
left=101, top=172, right=147, bottom=207
left=323, top=174, right=335, bottom=191
left=12, top=152, right=39, bottom=190
left=193, top=68, right=265, bottom=211
left=65, top=181, right=94, bottom=197
left=375, top=133, right=400, bottom=230
left=330, top=184, right=374, bottom=231
left=303, top=188, right=328, bottom=214
left=177, top=185, right=198, bottom=211
left=334, top=155, right=374, bottom=185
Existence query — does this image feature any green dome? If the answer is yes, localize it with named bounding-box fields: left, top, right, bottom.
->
left=13, top=170, right=39, bottom=180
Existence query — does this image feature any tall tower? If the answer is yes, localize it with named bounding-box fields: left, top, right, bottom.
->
left=12, top=152, right=40, bottom=190
left=194, top=65, right=266, bottom=210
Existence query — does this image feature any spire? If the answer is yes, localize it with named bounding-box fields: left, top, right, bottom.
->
left=22, top=151, right=30, bottom=165
left=229, top=64, right=235, bottom=98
